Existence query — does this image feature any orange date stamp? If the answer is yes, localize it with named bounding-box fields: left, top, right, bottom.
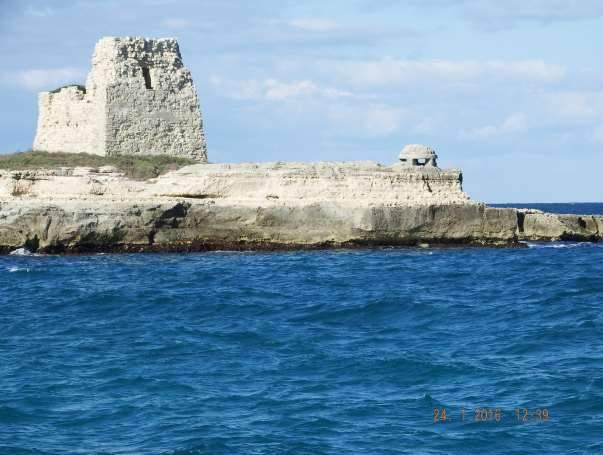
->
left=433, top=407, right=550, bottom=423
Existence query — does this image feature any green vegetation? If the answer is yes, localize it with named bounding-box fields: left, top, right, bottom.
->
left=0, top=151, right=197, bottom=180
left=49, top=84, right=86, bottom=94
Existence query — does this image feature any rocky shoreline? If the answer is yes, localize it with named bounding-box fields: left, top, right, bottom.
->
left=0, top=162, right=600, bottom=254
left=1, top=207, right=599, bottom=255
left=0, top=239, right=526, bottom=256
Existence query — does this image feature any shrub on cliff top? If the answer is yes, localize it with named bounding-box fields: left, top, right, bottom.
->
left=0, top=150, right=197, bottom=180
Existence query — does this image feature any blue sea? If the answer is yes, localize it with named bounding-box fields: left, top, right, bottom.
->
left=1, top=203, right=602, bottom=454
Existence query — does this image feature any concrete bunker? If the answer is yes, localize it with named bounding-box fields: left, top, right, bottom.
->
left=399, top=144, right=438, bottom=168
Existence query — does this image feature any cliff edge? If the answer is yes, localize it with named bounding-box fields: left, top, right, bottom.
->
left=1, top=150, right=598, bottom=253
left=0, top=155, right=528, bottom=252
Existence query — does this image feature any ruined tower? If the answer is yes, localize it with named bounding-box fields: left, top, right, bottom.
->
left=33, top=37, right=208, bottom=162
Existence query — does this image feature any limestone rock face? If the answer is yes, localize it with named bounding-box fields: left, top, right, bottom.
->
left=152, top=161, right=469, bottom=205
left=0, top=161, right=600, bottom=252
left=0, top=161, right=512, bottom=252
left=520, top=211, right=601, bottom=241
left=33, top=37, right=207, bottom=161
left=0, top=161, right=470, bottom=205
left=0, top=201, right=521, bottom=253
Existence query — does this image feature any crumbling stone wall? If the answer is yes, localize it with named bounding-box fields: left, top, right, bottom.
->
left=33, top=37, right=207, bottom=162
left=34, top=85, right=105, bottom=155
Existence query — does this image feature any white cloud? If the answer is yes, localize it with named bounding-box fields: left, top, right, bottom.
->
left=211, top=75, right=402, bottom=136
left=209, top=76, right=352, bottom=101
left=162, top=17, right=190, bottom=29
left=413, top=117, right=438, bottom=134
left=364, top=104, right=403, bottom=135
left=9, top=68, right=85, bottom=91
left=327, top=103, right=404, bottom=136
left=25, top=6, right=55, bottom=17
left=289, top=18, right=339, bottom=32
left=461, top=0, right=603, bottom=29
left=331, top=58, right=565, bottom=85
left=593, top=125, right=603, bottom=142
left=546, top=91, right=603, bottom=121
left=461, top=112, right=528, bottom=140
left=265, top=80, right=316, bottom=100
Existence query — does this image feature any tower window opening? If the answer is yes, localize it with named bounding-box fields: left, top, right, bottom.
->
left=142, top=67, right=152, bottom=89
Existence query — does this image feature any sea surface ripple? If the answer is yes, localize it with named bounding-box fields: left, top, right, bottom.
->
left=1, top=217, right=603, bottom=454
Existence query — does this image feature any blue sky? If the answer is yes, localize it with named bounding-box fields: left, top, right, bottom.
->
left=1, top=0, right=602, bottom=202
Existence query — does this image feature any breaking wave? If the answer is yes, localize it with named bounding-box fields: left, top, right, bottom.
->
left=524, top=241, right=599, bottom=249
left=9, top=247, right=34, bottom=256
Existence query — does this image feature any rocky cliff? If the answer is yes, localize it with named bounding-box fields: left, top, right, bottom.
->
left=519, top=209, right=602, bottom=242
left=1, top=161, right=599, bottom=253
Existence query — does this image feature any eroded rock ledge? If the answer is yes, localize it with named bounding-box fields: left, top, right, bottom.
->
left=0, top=162, right=599, bottom=253
left=518, top=209, right=602, bottom=242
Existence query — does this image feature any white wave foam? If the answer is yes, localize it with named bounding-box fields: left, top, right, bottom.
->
left=8, top=247, right=45, bottom=256
left=9, top=247, right=34, bottom=256
left=525, top=242, right=593, bottom=249
left=7, top=266, right=30, bottom=273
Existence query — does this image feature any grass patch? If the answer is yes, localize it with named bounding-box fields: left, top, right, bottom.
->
left=49, top=84, right=86, bottom=94
left=0, top=151, right=198, bottom=180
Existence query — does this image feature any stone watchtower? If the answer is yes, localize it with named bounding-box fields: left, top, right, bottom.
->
left=33, top=37, right=207, bottom=161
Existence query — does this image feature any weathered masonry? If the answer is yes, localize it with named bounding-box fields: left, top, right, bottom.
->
left=33, top=37, right=208, bottom=161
